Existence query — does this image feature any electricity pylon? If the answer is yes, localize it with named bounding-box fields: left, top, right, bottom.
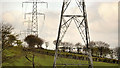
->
left=53, top=0, right=93, bottom=68
left=22, top=0, right=48, bottom=36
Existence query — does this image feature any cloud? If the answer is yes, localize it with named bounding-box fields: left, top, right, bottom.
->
left=2, top=10, right=27, bottom=35
left=88, top=2, right=118, bottom=48
left=99, top=3, right=117, bottom=21
left=3, top=12, right=15, bottom=23
left=98, top=3, right=118, bottom=31
left=88, top=2, right=118, bottom=33
left=2, top=10, right=23, bottom=23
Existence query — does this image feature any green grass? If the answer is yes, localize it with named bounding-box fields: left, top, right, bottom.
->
left=2, top=46, right=119, bottom=67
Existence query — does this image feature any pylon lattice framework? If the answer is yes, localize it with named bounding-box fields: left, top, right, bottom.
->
left=53, top=0, right=93, bottom=68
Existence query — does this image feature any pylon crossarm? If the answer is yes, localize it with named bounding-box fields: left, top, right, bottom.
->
left=22, top=1, right=48, bottom=6
left=24, top=12, right=45, bottom=19
left=63, top=15, right=83, bottom=17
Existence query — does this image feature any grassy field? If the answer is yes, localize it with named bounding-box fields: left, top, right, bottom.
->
left=2, top=46, right=119, bottom=67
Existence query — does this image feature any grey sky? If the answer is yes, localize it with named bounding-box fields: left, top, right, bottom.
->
left=0, top=0, right=118, bottom=50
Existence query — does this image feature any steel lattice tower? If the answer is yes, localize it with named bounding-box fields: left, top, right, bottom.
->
left=53, top=0, right=93, bottom=68
left=32, top=2, right=38, bottom=36
left=22, top=0, right=48, bottom=36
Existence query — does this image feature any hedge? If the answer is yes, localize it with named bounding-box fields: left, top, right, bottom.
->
left=24, top=48, right=119, bottom=64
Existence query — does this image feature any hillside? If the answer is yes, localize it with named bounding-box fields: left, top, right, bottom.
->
left=2, top=46, right=119, bottom=68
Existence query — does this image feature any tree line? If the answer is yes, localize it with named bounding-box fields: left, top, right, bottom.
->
left=53, top=40, right=120, bottom=60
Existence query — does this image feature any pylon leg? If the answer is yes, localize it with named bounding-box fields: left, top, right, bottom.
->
left=88, top=49, right=93, bottom=68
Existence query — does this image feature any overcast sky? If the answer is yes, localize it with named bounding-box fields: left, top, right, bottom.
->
left=0, top=0, right=118, bottom=50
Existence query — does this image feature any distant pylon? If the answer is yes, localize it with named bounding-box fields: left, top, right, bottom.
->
left=53, top=0, right=93, bottom=68
left=22, top=0, right=48, bottom=36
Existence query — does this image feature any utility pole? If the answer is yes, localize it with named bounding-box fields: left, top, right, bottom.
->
left=53, top=0, right=93, bottom=68
left=22, top=0, right=48, bottom=37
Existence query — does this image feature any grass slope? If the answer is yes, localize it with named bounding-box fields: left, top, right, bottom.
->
left=2, top=46, right=118, bottom=67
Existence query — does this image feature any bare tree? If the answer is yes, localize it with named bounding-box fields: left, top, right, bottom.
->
left=95, top=41, right=110, bottom=57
